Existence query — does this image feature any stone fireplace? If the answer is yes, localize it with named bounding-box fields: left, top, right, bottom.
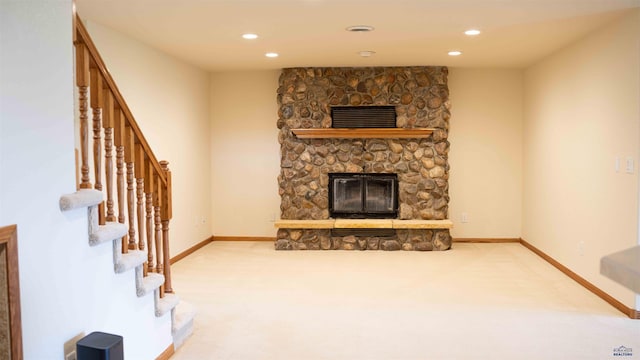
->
left=276, top=67, right=452, bottom=251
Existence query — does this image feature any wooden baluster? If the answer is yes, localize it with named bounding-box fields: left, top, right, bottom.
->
left=153, top=177, right=162, bottom=274
left=125, top=125, right=137, bottom=250
left=154, top=176, right=163, bottom=280
left=134, top=144, right=146, bottom=256
left=160, top=161, right=173, bottom=294
left=145, top=160, right=155, bottom=274
left=114, top=109, right=128, bottom=253
left=75, top=42, right=92, bottom=189
left=89, top=67, right=105, bottom=225
left=103, top=90, right=116, bottom=222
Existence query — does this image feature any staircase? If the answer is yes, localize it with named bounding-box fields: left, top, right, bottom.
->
left=59, top=14, right=195, bottom=357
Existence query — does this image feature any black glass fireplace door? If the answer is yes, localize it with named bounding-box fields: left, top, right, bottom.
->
left=329, top=173, right=398, bottom=218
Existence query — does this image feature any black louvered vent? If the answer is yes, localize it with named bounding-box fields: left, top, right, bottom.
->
left=331, top=106, right=396, bottom=128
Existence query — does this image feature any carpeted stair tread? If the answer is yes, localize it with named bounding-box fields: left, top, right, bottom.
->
left=90, top=222, right=127, bottom=246
left=172, top=301, right=196, bottom=349
left=115, top=250, right=146, bottom=273
left=59, top=188, right=191, bottom=348
left=59, top=189, right=103, bottom=211
left=136, top=271, right=165, bottom=297
left=156, top=293, right=179, bottom=317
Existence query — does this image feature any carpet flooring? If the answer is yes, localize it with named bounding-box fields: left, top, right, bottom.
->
left=170, top=241, right=640, bottom=359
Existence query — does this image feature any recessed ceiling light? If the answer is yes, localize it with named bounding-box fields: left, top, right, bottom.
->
left=346, top=25, right=375, bottom=32
left=464, top=29, right=481, bottom=36
left=358, top=51, right=376, bottom=57
left=448, top=51, right=462, bottom=56
left=242, top=33, right=258, bottom=40
left=265, top=52, right=279, bottom=58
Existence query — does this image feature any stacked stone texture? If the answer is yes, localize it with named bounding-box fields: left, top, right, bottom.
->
left=277, top=67, right=451, bottom=251
left=275, top=229, right=452, bottom=251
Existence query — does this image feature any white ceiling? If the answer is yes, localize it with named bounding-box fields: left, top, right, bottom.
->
left=76, top=0, right=640, bottom=71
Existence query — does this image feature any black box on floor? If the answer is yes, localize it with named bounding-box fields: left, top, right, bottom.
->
left=77, top=331, right=123, bottom=360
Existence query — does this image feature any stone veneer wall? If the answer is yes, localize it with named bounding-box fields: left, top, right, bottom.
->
left=276, top=67, right=451, bottom=250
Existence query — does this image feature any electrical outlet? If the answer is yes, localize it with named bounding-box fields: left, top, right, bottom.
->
left=63, top=333, right=84, bottom=360
left=615, top=157, right=620, bottom=173
left=578, top=240, right=585, bottom=256
left=461, top=212, right=469, bottom=223
left=626, top=157, right=634, bottom=174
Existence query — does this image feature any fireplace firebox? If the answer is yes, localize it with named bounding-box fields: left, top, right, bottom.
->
left=329, top=173, right=398, bottom=219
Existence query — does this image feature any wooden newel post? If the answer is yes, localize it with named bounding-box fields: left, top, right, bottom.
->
left=160, top=161, right=173, bottom=294
left=153, top=172, right=162, bottom=278
left=155, top=211, right=164, bottom=294
left=145, top=160, right=155, bottom=276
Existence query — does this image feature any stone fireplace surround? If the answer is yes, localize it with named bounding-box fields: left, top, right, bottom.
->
left=276, top=66, right=452, bottom=251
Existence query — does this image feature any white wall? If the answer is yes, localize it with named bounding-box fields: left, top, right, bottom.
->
left=207, top=69, right=524, bottom=239
left=210, top=71, right=281, bottom=237
left=0, top=2, right=171, bottom=358
left=448, top=69, right=523, bottom=239
left=85, top=21, right=212, bottom=255
left=523, top=10, right=640, bottom=309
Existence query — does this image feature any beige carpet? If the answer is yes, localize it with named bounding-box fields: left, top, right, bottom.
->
left=170, top=241, right=639, bottom=360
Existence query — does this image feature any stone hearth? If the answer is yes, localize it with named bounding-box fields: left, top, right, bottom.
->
left=276, top=67, right=452, bottom=250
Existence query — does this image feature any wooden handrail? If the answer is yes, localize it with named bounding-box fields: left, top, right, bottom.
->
left=73, top=14, right=173, bottom=297
left=75, top=15, right=167, bottom=186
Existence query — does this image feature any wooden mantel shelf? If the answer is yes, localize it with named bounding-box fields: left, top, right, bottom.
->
left=291, top=128, right=435, bottom=139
